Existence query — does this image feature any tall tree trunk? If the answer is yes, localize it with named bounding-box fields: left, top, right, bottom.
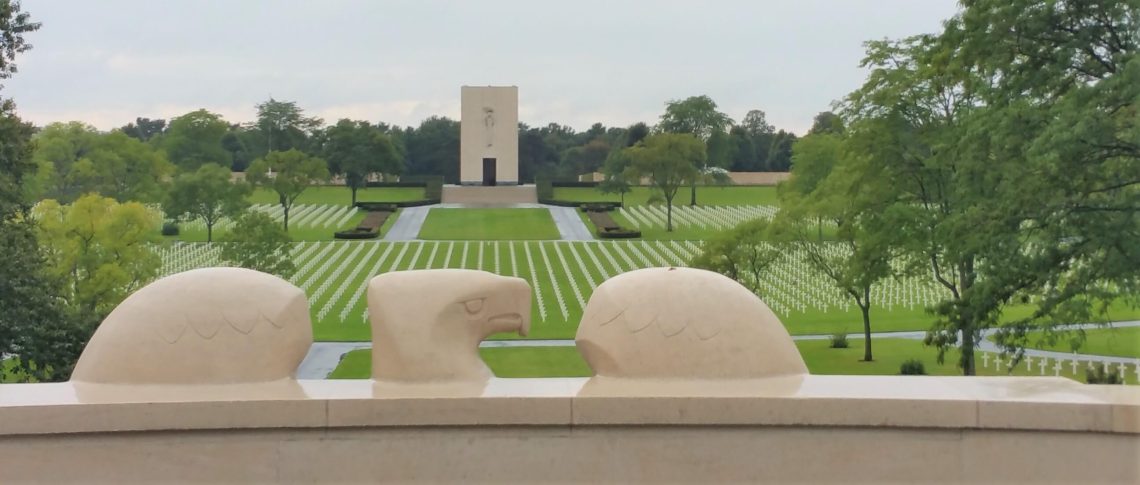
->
left=690, top=181, right=697, bottom=206
left=666, top=200, right=673, bottom=232
left=351, top=186, right=358, bottom=206
left=860, top=291, right=873, bottom=362
left=207, top=223, right=213, bottom=243
left=817, top=217, right=823, bottom=242
left=283, top=206, right=290, bottom=232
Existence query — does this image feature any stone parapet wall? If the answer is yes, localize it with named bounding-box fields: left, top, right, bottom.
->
left=1, top=377, right=1137, bottom=482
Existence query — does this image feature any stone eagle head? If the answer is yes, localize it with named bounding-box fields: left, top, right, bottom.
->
left=367, top=269, right=531, bottom=383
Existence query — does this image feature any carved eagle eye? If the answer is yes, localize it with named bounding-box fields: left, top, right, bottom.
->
left=462, top=298, right=485, bottom=314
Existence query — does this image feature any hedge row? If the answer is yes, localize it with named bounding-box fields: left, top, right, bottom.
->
left=582, top=206, right=641, bottom=239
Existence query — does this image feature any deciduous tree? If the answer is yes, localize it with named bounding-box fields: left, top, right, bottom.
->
left=219, top=211, right=295, bottom=278
left=165, top=163, right=251, bottom=242
left=161, top=109, right=230, bottom=171
left=624, top=133, right=702, bottom=232
left=320, top=119, right=402, bottom=205
left=247, top=149, right=328, bottom=231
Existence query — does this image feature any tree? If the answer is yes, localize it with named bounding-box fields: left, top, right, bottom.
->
left=31, top=123, right=173, bottom=203
left=33, top=195, right=163, bottom=317
left=403, top=116, right=460, bottom=183
left=598, top=148, right=633, bottom=205
left=838, top=0, right=1138, bottom=374
left=692, top=218, right=780, bottom=296
left=562, top=137, right=611, bottom=176
left=321, top=119, right=402, bottom=205
left=740, top=109, right=775, bottom=137
left=775, top=145, right=893, bottom=362
left=165, top=163, right=251, bottom=242
left=119, top=117, right=166, bottom=141
left=625, top=122, right=650, bottom=147
left=255, top=97, right=322, bottom=154
left=784, top=132, right=843, bottom=240
left=246, top=149, right=328, bottom=231
left=658, top=95, right=733, bottom=205
left=219, top=211, right=295, bottom=278
left=624, top=133, right=702, bottom=232
left=161, top=109, right=230, bottom=171
left=809, top=111, right=845, bottom=135
left=767, top=130, right=797, bottom=171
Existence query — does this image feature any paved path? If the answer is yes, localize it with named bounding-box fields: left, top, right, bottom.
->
left=295, top=342, right=371, bottom=379
left=383, top=206, right=431, bottom=241
left=544, top=205, right=595, bottom=241
left=296, top=321, right=1140, bottom=379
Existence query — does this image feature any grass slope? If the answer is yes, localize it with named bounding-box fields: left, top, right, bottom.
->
left=987, top=326, right=1140, bottom=359
left=417, top=208, right=560, bottom=240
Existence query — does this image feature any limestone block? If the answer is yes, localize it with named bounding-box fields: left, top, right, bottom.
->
left=368, top=269, right=531, bottom=383
left=70, top=268, right=312, bottom=385
left=576, top=267, right=807, bottom=379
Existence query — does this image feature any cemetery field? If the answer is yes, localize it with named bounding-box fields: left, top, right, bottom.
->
left=169, top=205, right=399, bottom=242
left=326, top=339, right=1139, bottom=384
left=553, top=185, right=779, bottom=206
left=248, top=186, right=425, bottom=205
left=986, top=326, right=1140, bottom=359
left=158, top=240, right=1139, bottom=343
left=417, top=209, right=561, bottom=240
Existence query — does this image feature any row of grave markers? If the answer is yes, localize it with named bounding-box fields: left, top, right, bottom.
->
left=980, top=352, right=1138, bottom=383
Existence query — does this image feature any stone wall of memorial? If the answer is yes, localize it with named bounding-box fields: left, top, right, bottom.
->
left=460, top=85, right=519, bottom=185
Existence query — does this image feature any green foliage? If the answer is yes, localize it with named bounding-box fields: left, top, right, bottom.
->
left=219, top=211, right=296, bottom=278
left=246, top=149, right=329, bottom=230
left=32, top=195, right=163, bottom=316
left=0, top=98, right=35, bottom=212
left=320, top=119, right=402, bottom=205
left=401, top=116, right=460, bottom=183
left=164, top=163, right=250, bottom=242
left=119, top=117, right=165, bottom=142
left=31, top=122, right=174, bottom=203
left=838, top=1, right=1139, bottom=375
left=0, top=0, right=39, bottom=80
left=809, top=111, right=845, bottom=135
left=161, top=221, right=179, bottom=236
left=899, top=359, right=926, bottom=375
left=254, top=97, right=322, bottom=155
left=692, top=218, right=780, bottom=294
left=624, top=133, right=703, bottom=231
left=829, top=332, right=849, bottom=349
left=160, top=109, right=231, bottom=171
left=658, top=95, right=733, bottom=142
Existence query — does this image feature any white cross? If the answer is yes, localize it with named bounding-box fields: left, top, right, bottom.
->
left=1024, top=357, right=1033, bottom=372
left=982, top=353, right=990, bottom=368
left=1134, top=362, right=1140, bottom=381
left=1070, top=359, right=1079, bottom=374
left=1053, top=361, right=1062, bottom=376
left=1117, top=363, right=1127, bottom=382
left=995, top=356, right=1004, bottom=372
left=1038, top=358, right=1047, bottom=376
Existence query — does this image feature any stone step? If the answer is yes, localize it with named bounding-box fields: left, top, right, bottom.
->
left=441, top=185, right=538, bottom=205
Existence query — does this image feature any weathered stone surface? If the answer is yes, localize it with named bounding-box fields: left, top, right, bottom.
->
left=368, top=269, right=531, bottom=383
left=576, top=267, right=807, bottom=380
left=70, top=267, right=312, bottom=385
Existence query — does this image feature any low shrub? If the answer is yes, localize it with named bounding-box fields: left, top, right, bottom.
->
left=1085, top=366, right=1123, bottom=385
left=355, top=202, right=398, bottom=212
left=580, top=202, right=621, bottom=212
left=333, top=229, right=379, bottom=240
left=597, top=228, right=641, bottom=239
left=899, top=359, right=927, bottom=375
left=161, top=221, right=180, bottom=236
left=829, top=332, right=848, bottom=349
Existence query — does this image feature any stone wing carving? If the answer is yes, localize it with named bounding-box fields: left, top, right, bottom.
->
left=576, top=267, right=807, bottom=379
left=70, top=267, right=313, bottom=385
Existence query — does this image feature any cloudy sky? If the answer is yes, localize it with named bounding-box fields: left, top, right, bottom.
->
left=7, top=0, right=959, bottom=134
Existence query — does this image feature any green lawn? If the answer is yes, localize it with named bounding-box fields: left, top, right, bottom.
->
left=417, top=209, right=560, bottom=240
left=553, top=185, right=779, bottom=206
left=987, top=326, right=1140, bottom=359
left=248, top=186, right=426, bottom=205
left=328, top=347, right=592, bottom=379
left=326, top=338, right=1136, bottom=384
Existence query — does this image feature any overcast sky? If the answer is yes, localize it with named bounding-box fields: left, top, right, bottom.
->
left=7, top=0, right=960, bottom=134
